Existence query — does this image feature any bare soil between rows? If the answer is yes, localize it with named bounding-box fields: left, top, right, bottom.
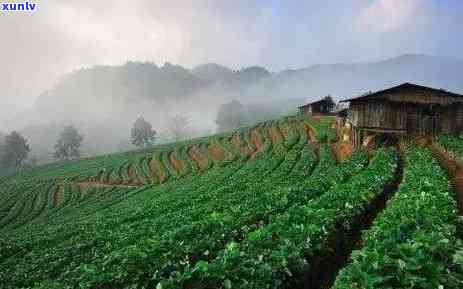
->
left=426, top=141, right=463, bottom=214
left=286, top=147, right=404, bottom=289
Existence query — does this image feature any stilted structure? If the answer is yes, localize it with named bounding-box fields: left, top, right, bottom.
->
left=341, top=83, right=463, bottom=147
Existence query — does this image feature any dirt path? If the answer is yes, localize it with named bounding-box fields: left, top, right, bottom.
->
left=331, top=142, right=354, bottom=163
left=128, top=165, right=143, bottom=185
left=267, top=127, right=283, bottom=146
left=426, top=141, right=463, bottom=213
left=304, top=123, right=318, bottom=145
left=279, top=124, right=291, bottom=139
left=72, top=182, right=138, bottom=190
left=292, top=147, right=404, bottom=289
left=231, top=134, right=253, bottom=156
left=169, top=151, right=185, bottom=175
left=188, top=145, right=209, bottom=170
left=250, top=129, right=264, bottom=149
left=249, top=129, right=265, bottom=159
left=149, top=157, right=164, bottom=183
left=208, top=142, right=226, bottom=161
left=52, top=185, right=63, bottom=207
left=330, top=118, right=354, bottom=163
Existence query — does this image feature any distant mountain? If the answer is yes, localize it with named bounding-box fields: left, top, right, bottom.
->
left=33, top=54, right=463, bottom=120
left=13, top=54, right=463, bottom=164
left=33, top=62, right=273, bottom=121
left=34, top=61, right=204, bottom=121
left=234, top=66, right=271, bottom=84
left=264, top=54, right=463, bottom=102
left=191, top=63, right=234, bottom=83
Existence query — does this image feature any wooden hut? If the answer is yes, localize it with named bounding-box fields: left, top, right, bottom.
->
left=334, top=107, right=348, bottom=118
left=333, top=107, right=349, bottom=127
left=298, top=96, right=335, bottom=116
left=341, top=82, right=463, bottom=147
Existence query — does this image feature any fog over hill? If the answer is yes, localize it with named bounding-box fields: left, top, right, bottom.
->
left=6, top=54, right=463, bottom=163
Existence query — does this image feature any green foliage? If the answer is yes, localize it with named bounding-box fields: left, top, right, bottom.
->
left=438, top=134, right=463, bottom=156
left=54, top=125, right=83, bottom=161
left=131, top=117, right=157, bottom=148
left=307, top=117, right=336, bottom=143
left=333, top=146, right=463, bottom=289
left=160, top=148, right=397, bottom=289
left=2, top=116, right=459, bottom=289
left=0, top=117, right=324, bottom=288
left=1, top=131, right=30, bottom=169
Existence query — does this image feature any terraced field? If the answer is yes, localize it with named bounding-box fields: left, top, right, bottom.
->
left=0, top=116, right=462, bottom=289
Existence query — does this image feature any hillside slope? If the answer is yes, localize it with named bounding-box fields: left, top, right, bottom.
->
left=1, top=116, right=462, bottom=288
left=9, top=54, right=463, bottom=164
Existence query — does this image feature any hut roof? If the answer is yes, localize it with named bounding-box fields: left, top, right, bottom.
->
left=298, top=96, right=335, bottom=109
left=340, top=83, right=463, bottom=106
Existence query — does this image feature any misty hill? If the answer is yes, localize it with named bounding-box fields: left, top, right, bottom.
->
left=34, top=62, right=271, bottom=119
left=33, top=54, right=463, bottom=122
left=191, top=63, right=234, bottom=83
left=251, top=54, right=463, bottom=102
left=14, top=54, right=463, bottom=164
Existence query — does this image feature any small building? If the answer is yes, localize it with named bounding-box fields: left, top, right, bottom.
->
left=333, top=107, right=349, bottom=127
left=341, top=82, right=463, bottom=146
left=334, top=107, right=348, bottom=118
left=299, top=96, right=335, bottom=116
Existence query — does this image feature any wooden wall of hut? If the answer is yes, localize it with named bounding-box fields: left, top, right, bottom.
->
left=348, top=100, right=463, bottom=136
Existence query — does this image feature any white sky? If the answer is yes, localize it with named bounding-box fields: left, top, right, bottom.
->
left=0, top=0, right=461, bottom=112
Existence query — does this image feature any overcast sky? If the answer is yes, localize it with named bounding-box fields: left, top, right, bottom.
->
left=0, top=0, right=462, bottom=113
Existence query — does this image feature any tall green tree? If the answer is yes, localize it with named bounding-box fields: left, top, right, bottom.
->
left=1, top=131, right=30, bottom=169
left=131, top=117, right=157, bottom=148
left=216, top=100, right=244, bottom=132
left=54, top=125, right=83, bottom=160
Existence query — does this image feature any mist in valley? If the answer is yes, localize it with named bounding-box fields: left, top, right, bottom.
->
left=1, top=0, right=463, bottom=165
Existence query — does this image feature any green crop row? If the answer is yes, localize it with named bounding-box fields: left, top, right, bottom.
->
left=160, top=148, right=396, bottom=289
left=0, top=122, right=308, bottom=288
left=307, top=117, right=336, bottom=143
left=0, top=115, right=356, bottom=289
left=438, top=134, right=463, bottom=157
left=333, top=145, right=463, bottom=289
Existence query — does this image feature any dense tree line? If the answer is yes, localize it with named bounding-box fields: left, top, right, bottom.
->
left=0, top=125, right=85, bottom=173
left=0, top=106, right=267, bottom=173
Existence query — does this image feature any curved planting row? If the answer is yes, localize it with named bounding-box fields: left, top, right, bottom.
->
left=70, top=144, right=311, bottom=288
left=306, top=116, right=337, bottom=143
left=0, top=182, right=64, bottom=231
left=73, top=118, right=311, bottom=188
left=42, top=144, right=367, bottom=288
left=158, top=148, right=396, bottom=289
left=0, top=127, right=313, bottom=287
left=0, top=116, right=343, bottom=288
left=0, top=117, right=327, bottom=233
left=333, top=145, right=463, bottom=289
left=0, top=117, right=324, bottom=230
left=1, top=118, right=309, bottom=192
